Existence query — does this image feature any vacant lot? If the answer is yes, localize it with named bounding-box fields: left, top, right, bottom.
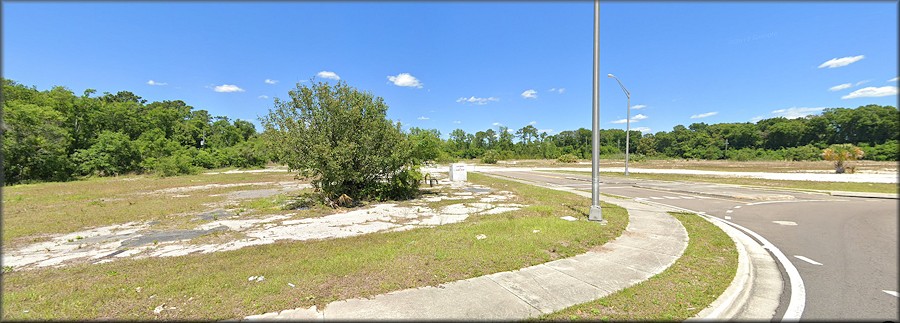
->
left=2, top=171, right=627, bottom=320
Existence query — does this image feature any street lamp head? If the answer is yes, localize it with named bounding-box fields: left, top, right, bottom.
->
left=607, top=74, right=615, bottom=78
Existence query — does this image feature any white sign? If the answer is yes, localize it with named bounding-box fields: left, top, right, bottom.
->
left=450, top=163, right=467, bottom=181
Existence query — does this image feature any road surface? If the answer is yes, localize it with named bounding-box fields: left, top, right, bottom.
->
left=481, top=169, right=898, bottom=321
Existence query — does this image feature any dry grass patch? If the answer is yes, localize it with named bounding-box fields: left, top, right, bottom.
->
left=2, top=170, right=300, bottom=247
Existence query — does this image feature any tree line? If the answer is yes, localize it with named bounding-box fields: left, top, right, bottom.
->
left=2, top=78, right=896, bottom=186
left=1, top=78, right=267, bottom=185
left=418, top=104, right=898, bottom=163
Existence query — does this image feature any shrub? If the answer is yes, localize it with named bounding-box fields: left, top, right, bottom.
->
left=72, top=131, right=140, bottom=176
left=822, top=144, right=864, bottom=174
left=145, top=149, right=199, bottom=177
left=557, top=153, right=579, bottom=163
left=261, top=80, right=418, bottom=202
left=481, top=150, right=501, bottom=164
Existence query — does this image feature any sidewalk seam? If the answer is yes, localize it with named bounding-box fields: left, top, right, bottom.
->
left=484, top=273, right=543, bottom=313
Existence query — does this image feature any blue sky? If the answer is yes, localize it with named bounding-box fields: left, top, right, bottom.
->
left=3, top=1, right=897, bottom=138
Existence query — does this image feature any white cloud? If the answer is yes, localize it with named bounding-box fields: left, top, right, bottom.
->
left=841, top=86, right=898, bottom=99
left=528, top=121, right=537, bottom=125
left=506, top=129, right=514, bottom=133
left=631, top=104, right=646, bottom=110
left=548, top=88, right=566, bottom=94
left=818, top=55, right=864, bottom=69
left=264, top=79, right=278, bottom=85
left=453, top=120, right=462, bottom=124
left=417, top=116, right=430, bottom=120
left=521, top=89, right=538, bottom=99
left=888, top=77, right=898, bottom=82
left=771, top=107, right=826, bottom=119
left=147, top=80, right=167, bottom=86
left=855, top=80, right=870, bottom=86
left=632, top=127, right=652, bottom=133
left=828, top=83, right=852, bottom=91
left=387, top=73, right=423, bottom=88
left=537, top=129, right=554, bottom=134
left=690, top=111, right=718, bottom=119
left=317, top=71, right=341, bottom=80
left=258, top=95, right=269, bottom=99
left=610, top=113, right=648, bottom=124
left=749, top=116, right=765, bottom=123
left=492, top=122, right=503, bottom=126
left=457, top=96, right=499, bottom=105
left=213, top=84, right=245, bottom=93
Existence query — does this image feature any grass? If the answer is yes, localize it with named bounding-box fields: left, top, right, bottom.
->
left=545, top=170, right=897, bottom=194
left=1, top=170, right=300, bottom=247
left=541, top=212, right=737, bottom=321
left=1, top=173, right=628, bottom=320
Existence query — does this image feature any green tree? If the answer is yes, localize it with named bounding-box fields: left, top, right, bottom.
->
left=408, top=127, right=443, bottom=164
left=2, top=101, right=74, bottom=183
left=72, top=131, right=140, bottom=176
left=261, top=81, right=418, bottom=203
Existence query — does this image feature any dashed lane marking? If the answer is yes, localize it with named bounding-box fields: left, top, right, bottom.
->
left=793, top=255, right=823, bottom=266
left=883, top=290, right=899, bottom=297
left=650, top=197, right=664, bottom=200
left=734, top=205, right=742, bottom=209
left=724, top=216, right=732, bottom=220
left=726, top=210, right=734, bottom=214
left=773, top=221, right=798, bottom=226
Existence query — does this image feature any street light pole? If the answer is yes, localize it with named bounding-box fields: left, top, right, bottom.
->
left=607, top=74, right=631, bottom=176
left=589, top=0, right=603, bottom=222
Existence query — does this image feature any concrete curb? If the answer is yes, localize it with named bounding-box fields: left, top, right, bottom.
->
left=827, top=190, right=898, bottom=199
left=688, top=213, right=753, bottom=321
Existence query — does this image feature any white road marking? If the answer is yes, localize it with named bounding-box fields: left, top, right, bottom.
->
left=634, top=200, right=806, bottom=321
left=663, top=196, right=680, bottom=199
left=724, top=216, right=732, bottom=220
left=883, top=290, right=899, bottom=297
left=746, top=199, right=844, bottom=206
left=793, top=255, right=823, bottom=266
left=773, top=221, right=798, bottom=226
left=726, top=210, right=734, bottom=214
left=734, top=205, right=742, bottom=209
left=650, top=197, right=664, bottom=200
left=680, top=196, right=696, bottom=199
left=634, top=198, right=647, bottom=201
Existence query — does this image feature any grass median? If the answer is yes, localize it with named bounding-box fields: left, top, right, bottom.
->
left=546, top=170, right=896, bottom=194
left=2, top=173, right=627, bottom=320
left=541, top=212, right=737, bottom=321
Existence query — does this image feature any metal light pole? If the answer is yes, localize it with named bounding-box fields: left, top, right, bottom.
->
left=607, top=74, right=630, bottom=176
left=589, top=0, right=603, bottom=222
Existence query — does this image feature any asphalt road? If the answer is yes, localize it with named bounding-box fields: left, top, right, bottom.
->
left=484, top=170, right=899, bottom=321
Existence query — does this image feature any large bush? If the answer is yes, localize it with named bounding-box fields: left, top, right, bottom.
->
left=261, top=81, right=418, bottom=203
left=72, top=131, right=140, bottom=176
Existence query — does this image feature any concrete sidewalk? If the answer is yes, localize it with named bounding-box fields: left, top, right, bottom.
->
left=244, top=183, right=690, bottom=320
